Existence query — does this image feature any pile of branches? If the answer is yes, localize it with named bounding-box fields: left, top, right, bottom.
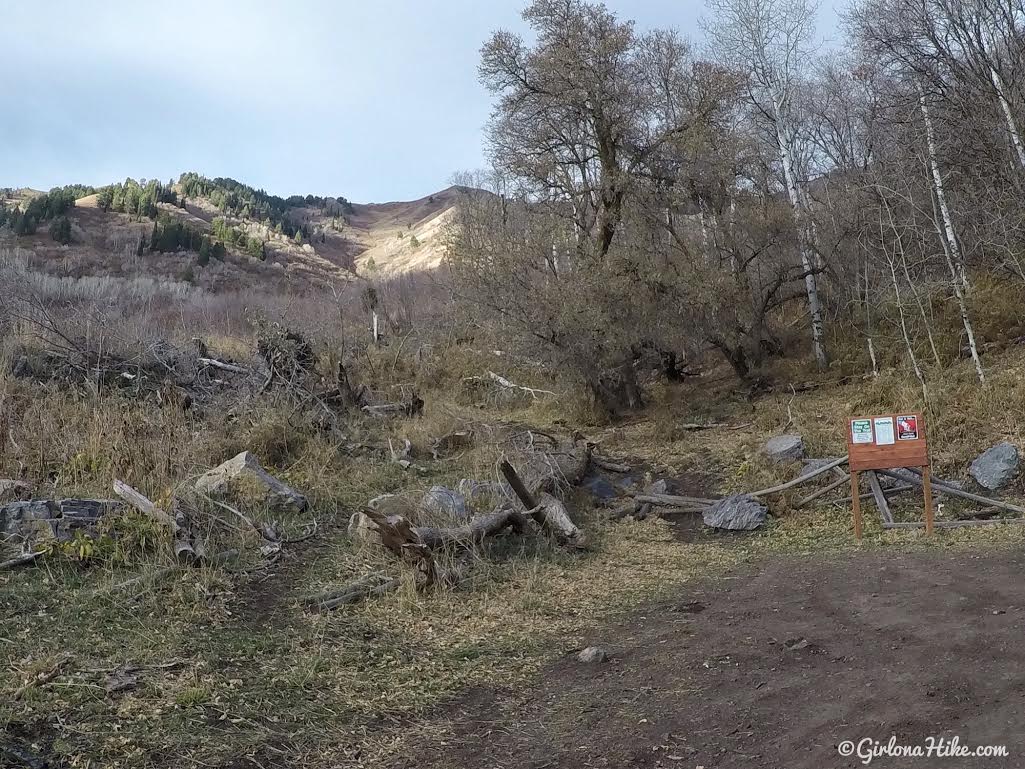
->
left=308, top=433, right=592, bottom=611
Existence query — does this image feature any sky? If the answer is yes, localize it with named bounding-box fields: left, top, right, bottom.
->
left=1, top=0, right=841, bottom=204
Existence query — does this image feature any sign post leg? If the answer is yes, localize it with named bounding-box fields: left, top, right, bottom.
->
left=922, top=464, right=934, bottom=536
left=851, top=470, right=863, bottom=540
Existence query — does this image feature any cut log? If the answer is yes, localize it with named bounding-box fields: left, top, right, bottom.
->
left=113, top=480, right=175, bottom=528
left=876, top=469, right=1025, bottom=514
left=748, top=456, right=849, bottom=498
left=866, top=471, right=894, bottom=524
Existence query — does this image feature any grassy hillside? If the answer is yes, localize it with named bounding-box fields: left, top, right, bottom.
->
left=0, top=175, right=463, bottom=293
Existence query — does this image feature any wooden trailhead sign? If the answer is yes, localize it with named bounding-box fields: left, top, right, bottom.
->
left=846, top=413, right=933, bottom=538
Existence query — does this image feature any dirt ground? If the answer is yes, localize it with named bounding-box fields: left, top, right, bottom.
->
left=388, top=548, right=1025, bottom=769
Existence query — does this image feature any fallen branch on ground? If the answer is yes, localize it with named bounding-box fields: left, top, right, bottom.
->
left=748, top=456, right=849, bottom=498
left=500, top=459, right=586, bottom=546
left=876, top=469, right=1025, bottom=514
left=0, top=551, right=44, bottom=571
left=303, top=574, right=401, bottom=612
left=198, top=357, right=249, bottom=375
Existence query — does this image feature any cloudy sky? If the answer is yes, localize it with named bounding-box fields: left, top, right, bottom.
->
left=1, top=0, right=841, bottom=203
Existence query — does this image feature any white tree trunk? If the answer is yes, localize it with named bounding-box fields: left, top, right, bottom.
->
left=775, top=106, right=828, bottom=370
left=990, top=67, right=1025, bottom=172
left=918, top=87, right=969, bottom=292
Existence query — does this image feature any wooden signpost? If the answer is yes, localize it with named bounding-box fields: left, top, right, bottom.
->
left=846, top=413, right=932, bottom=538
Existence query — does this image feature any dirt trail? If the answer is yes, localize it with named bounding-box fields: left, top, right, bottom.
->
left=389, top=549, right=1025, bottom=769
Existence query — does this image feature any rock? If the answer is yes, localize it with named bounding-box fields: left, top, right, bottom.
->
left=1, top=498, right=119, bottom=544
left=577, top=646, right=609, bottom=663
left=765, top=434, right=804, bottom=464
left=969, top=442, right=1019, bottom=491
left=644, top=479, right=670, bottom=496
left=195, top=451, right=308, bottom=513
left=368, top=493, right=417, bottom=517
left=582, top=475, right=619, bottom=501
left=703, top=494, right=768, bottom=531
left=347, top=512, right=379, bottom=543
left=420, top=486, right=469, bottom=521
left=457, top=479, right=509, bottom=503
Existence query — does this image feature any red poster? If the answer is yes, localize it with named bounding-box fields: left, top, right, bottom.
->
left=896, top=415, right=919, bottom=441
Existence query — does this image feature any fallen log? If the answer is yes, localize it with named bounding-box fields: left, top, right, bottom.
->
left=499, top=459, right=586, bottom=547
left=0, top=551, right=44, bottom=571
left=114, top=480, right=204, bottom=562
left=875, top=469, right=1025, bottom=514
left=748, top=456, right=849, bottom=498
left=304, top=573, right=401, bottom=611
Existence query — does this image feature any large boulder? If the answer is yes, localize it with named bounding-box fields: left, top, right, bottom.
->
left=764, top=434, right=805, bottom=464
left=195, top=451, right=308, bottom=513
left=703, top=494, right=768, bottom=531
left=969, top=442, right=1019, bottom=491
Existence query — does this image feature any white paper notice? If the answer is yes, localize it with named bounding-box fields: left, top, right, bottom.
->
left=874, top=417, right=895, bottom=446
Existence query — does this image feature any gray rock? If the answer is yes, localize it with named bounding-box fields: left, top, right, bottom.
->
left=703, top=494, right=768, bottom=531
left=347, top=512, right=379, bottom=543
left=420, top=485, right=469, bottom=520
left=1, top=498, right=119, bottom=544
left=577, top=646, right=609, bottom=663
left=582, top=475, right=619, bottom=500
left=644, top=479, right=670, bottom=496
left=765, top=434, right=805, bottom=464
left=970, top=442, right=1020, bottom=490
left=457, top=479, right=509, bottom=503
left=195, top=451, right=308, bottom=513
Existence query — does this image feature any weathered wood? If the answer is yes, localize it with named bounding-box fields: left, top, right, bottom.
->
left=114, top=479, right=205, bottom=563
left=876, top=469, right=1025, bottom=514
left=866, top=471, right=894, bottom=525
left=834, top=484, right=914, bottom=504
left=592, top=455, right=632, bottom=473
left=499, top=459, right=585, bottom=546
left=113, top=480, right=175, bottom=528
left=198, top=357, right=249, bottom=375
left=748, top=456, right=849, bottom=498
left=795, top=473, right=850, bottom=507
left=303, top=573, right=401, bottom=611
left=882, top=518, right=1025, bottom=529
left=0, top=551, right=44, bottom=571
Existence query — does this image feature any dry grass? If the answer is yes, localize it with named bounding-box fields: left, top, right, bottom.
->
left=6, top=263, right=1025, bottom=766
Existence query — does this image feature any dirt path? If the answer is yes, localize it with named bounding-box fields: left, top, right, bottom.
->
left=388, top=548, right=1025, bottom=768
